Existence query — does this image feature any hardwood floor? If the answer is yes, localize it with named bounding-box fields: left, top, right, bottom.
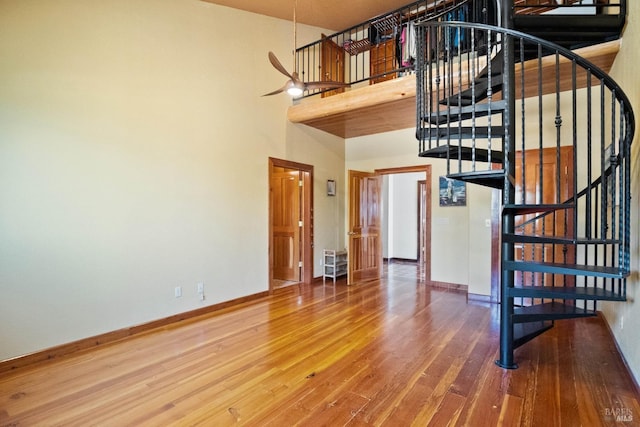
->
left=1, top=262, right=638, bottom=426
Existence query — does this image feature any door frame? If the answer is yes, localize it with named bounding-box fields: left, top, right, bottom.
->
left=268, top=158, right=313, bottom=292
left=375, top=165, right=432, bottom=282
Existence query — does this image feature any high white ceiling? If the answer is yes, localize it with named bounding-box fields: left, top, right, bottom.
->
left=200, top=0, right=415, bottom=31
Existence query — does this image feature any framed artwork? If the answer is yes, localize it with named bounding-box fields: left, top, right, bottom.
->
left=327, top=179, right=336, bottom=196
left=439, top=176, right=466, bottom=206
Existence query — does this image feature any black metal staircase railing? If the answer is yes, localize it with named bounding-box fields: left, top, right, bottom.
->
left=415, top=18, right=634, bottom=368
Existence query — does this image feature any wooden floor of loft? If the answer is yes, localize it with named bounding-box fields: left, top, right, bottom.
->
left=288, top=40, right=620, bottom=139
left=1, top=266, right=639, bottom=425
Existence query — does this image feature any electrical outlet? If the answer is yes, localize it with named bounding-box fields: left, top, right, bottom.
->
left=620, top=316, right=624, bottom=330
left=197, top=282, right=205, bottom=301
left=175, top=286, right=182, bottom=298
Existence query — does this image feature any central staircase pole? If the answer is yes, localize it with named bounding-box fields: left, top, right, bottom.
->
left=497, top=0, right=518, bottom=369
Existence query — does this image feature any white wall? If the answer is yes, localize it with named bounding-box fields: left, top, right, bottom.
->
left=0, top=0, right=345, bottom=361
left=387, top=172, right=422, bottom=260
left=602, top=0, right=640, bottom=383
left=346, top=129, right=493, bottom=293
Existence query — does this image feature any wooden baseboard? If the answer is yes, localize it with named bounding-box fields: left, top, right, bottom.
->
left=427, top=280, right=468, bottom=293
left=467, top=293, right=492, bottom=303
left=598, top=310, right=640, bottom=396
left=384, top=257, right=418, bottom=264
left=0, top=290, right=269, bottom=374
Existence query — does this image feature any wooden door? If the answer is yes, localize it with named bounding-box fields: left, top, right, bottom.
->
left=514, top=146, right=575, bottom=289
left=271, top=168, right=301, bottom=282
left=348, top=170, right=382, bottom=284
left=321, top=35, right=346, bottom=98
left=370, top=39, right=396, bottom=84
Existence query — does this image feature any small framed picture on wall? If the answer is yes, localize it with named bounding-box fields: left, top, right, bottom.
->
left=439, top=176, right=466, bottom=206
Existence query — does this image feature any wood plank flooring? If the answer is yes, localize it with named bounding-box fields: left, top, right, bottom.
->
left=1, top=262, right=639, bottom=426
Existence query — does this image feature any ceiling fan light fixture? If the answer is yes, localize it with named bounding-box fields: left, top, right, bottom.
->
left=286, top=81, right=304, bottom=97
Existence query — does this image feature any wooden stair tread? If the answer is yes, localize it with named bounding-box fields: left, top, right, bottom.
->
left=504, top=260, right=627, bottom=279
left=508, top=285, right=626, bottom=301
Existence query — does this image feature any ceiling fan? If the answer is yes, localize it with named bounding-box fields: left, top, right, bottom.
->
left=263, top=0, right=350, bottom=97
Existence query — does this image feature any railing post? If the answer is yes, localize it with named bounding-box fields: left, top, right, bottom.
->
left=497, top=0, right=518, bottom=369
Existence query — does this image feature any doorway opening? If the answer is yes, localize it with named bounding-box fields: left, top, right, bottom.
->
left=347, top=165, right=431, bottom=285
left=381, top=170, right=431, bottom=282
left=268, top=158, right=313, bottom=292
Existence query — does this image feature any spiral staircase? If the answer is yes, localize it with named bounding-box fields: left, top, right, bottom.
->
left=415, top=0, right=634, bottom=368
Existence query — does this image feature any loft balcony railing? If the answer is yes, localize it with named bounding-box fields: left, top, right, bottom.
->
left=294, top=0, right=624, bottom=98
left=294, top=0, right=491, bottom=98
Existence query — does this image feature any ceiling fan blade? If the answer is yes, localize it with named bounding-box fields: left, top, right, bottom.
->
left=268, top=52, right=293, bottom=79
left=262, top=84, right=289, bottom=96
left=305, top=81, right=351, bottom=91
